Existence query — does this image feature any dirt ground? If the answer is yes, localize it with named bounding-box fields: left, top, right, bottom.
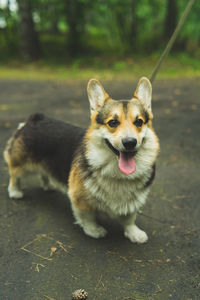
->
left=0, top=78, right=199, bottom=300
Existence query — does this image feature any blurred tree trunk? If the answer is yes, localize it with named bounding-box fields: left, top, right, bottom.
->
left=6, top=0, right=11, bottom=16
left=4, top=0, right=11, bottom=43
left=17, top=0, right=40, bottom=61
left=129, top=0, right=138, bottom=50
left=65, top=0, right=86, bottom=57
left=112, top=0, right=139, bottom=53
left=164, top=0, right=177, bottom=41
left=51, top=19, right=59, bottom=34
left=49, top=2, right=60, bottom=34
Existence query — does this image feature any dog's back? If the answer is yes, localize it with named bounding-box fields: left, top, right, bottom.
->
left=4, top=113, right=85, bottom=198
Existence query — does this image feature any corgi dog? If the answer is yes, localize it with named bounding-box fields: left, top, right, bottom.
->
left=4, top=77, right=159, bottom=244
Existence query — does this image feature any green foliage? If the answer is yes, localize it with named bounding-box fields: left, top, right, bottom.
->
left=177, top=0, right=200, bottom=58
left=0, top=0, right=199, bottom=61
left=0, top=53, right=199, bottom=80
left=0, top=4, right=19, bottom=59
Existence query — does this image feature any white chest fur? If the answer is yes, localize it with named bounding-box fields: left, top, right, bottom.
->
left=84, top=172, right=150, bottom=216
left=84, top=128, right=158, bottom=216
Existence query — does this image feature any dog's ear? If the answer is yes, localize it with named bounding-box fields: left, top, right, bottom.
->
left=134, top=77, right=152, bottom=111
left=87, top=79, right=109, bottom=114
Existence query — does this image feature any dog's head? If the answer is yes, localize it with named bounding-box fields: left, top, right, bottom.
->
left=87, top=77, right=153, bottom=175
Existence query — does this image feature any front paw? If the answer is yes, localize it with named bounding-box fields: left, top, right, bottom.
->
left=124, top=225, right=148, bottom=244
left=83, top=225, right=107, bottom=239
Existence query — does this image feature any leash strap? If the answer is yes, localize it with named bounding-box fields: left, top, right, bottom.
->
left=150, top=0, right=195, bottom=83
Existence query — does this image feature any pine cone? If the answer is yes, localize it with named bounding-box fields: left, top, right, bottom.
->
left=72, top=289, right=88, bottom=300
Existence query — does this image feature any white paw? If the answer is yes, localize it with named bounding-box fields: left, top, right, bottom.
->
left=83, top=225, right=107, bottom=239
left=8, top=186, right=24, bottom=199
left=124, top=225, right=148, bottom=244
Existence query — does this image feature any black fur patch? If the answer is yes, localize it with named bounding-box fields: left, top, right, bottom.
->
left=144, top=164, right=156, bottom=188
left=121, top=100, right=129, bottom=115
left=20, top=114, right=86, bottom=183
left=144, top=110, right=149, bottom=124
left=105, top=139, right=119, bottom=156
left=29, top=113, right=45, bottom=122
left=95, top=100, right=121, bottom=125
left=96, top=112, right=104, bottom=124
left=74, top=139, right=94, bottom=180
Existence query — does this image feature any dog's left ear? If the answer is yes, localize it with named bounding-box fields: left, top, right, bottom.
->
left=87, top=79, right=109, bottom=114
left=134, top=77, right=152, bottom=111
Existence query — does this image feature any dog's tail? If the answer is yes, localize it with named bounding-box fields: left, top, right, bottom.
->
left=17, top=122, right=25, bottom=130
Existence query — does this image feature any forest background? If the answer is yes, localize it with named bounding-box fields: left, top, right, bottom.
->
left=0, top=0, right=200, bottom=80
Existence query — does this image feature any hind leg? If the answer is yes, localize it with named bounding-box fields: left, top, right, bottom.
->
left=40, top=174, right=53, bottom=191
left=8, top=167, right=24, bottom=199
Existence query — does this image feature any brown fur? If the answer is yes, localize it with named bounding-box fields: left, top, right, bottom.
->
left=68, top=164, right=92, bottom=212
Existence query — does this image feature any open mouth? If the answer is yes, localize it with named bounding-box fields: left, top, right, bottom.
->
left=105, top=139, right=137, bottom=175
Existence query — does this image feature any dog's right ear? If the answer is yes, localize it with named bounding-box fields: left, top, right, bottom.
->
left=134, top=77, right=152, bottom=111
left=87, top=79, right=109, bottom=114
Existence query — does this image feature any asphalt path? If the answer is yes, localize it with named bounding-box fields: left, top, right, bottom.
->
left=0, top=78, right=199, bottom=299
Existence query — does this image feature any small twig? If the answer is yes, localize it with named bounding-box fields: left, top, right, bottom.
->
left=56, top=241, right=68, bottom=252
left=32, top=262, right=45, bottom=272
left=21, top=234, right=48, bottom=249
left=153, top=284, right=162, bottom=295
left=95, top=274, right=105, bottom=290
left=170, top=225, right=181, bottom=229
left=21, top=234, right=54, bottom=261
left=21, top=234, right=72, bottom=260
left=106, top=250, right=120, bottom=255
left=21, top=247, right=53, bottom=261
left=139, top=212, right=169, bottom=224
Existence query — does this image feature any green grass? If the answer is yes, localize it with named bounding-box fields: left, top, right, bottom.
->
left=0, top=54, right=199, bottom=81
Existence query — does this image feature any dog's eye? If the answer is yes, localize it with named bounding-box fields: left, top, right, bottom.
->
left=107, top=119, right=120, bottom=128
left=134, top=118, right=143, bottom=127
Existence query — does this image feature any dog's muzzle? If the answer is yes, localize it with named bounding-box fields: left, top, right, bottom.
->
left=105, top=139, right=137, bottom=157
left=105, top=139, right=137, bottom=175
left=105, top=139, right=119, bottom=156
left=122, top=137, right=137, bottom=151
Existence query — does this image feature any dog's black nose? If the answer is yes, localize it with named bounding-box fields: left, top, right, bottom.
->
left=122, top=137, right=137, bottom=150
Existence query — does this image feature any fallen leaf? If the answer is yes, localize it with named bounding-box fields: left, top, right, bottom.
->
left=50, top=247, right=57, bottom=257
left=167, top=155, right=179, bottom=164
left=170, top=225, right=181, bottom=229
left=173, top=89, right=181, bottom=95
left=186, top=128, right=192, bottom=133
left=175, top=195, right=186, bottom=199
left=148, top=259, right=162, bottom=264
left=172, top=100, right=179, bottom=107
left=4, top=122, right=11, bottom=128
left=0, top=104, right=9, bottom=111
left=51, top=247, right=57, bottom=253
left=191, top=104, right=197, bottom=110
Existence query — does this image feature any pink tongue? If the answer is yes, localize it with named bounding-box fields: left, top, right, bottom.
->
left=118, top=152, right=136, bottom=175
